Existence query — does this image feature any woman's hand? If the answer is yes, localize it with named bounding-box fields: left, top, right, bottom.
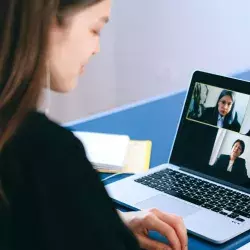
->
left=118, top=208, right=188, bottom=250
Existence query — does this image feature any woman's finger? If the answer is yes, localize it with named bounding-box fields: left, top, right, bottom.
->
left=167, top=214, right=188, bottom=250
left=143, top=212, right=181, bottom=250
left=150, top=209, right=188, bottom=250
left=137, top=234, right=172, bottom=250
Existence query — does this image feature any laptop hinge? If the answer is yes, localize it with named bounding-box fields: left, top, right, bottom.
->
left=167, top=164, right=180, bottom=170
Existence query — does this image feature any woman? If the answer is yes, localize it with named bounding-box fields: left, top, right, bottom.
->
left=199, top=90, right=240, bottom=132
left=213, top=140, right=248, bottom=184
left=0, top=0, right=187, bottom=249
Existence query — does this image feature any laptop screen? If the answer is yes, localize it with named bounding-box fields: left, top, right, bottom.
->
left=170, top=71, right=250, bottom=192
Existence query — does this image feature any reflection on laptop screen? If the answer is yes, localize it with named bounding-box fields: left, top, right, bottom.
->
left=170, top=79, right=250, bottom=191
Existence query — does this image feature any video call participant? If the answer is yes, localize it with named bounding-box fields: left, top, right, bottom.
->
left=199, top=90, right=241, bottom=132
left=212, top=140, right=248, bottom=184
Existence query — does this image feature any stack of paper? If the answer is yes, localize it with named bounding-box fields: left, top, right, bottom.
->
left=73, top=131, right=152, bottom=174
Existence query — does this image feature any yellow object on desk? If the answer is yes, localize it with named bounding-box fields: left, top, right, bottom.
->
left=123, top=140, right=152, bottom=173
left=98, top=140, right=152, bottom=174
left=73, top=131, right=152, bottom=174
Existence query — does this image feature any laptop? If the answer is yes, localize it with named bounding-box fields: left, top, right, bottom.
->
left=105, top=71, right=250, bottom=244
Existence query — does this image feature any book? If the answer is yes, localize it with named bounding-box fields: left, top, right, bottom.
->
left=73, top=131, right=152, bottom=174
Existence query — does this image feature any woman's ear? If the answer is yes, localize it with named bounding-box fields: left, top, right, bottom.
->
left=47, top=16, right=65, bottom=53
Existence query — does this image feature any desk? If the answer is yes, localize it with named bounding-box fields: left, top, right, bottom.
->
left=68, top=71, right=250, bottom=250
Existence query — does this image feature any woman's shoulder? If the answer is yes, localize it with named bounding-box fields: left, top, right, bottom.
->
left=232, top=112, right=240, bottom=124
left=237, top=157, right=246, bottom=165
left=7, top=111, right=85, bottom=157
left=218, top=154, right=229, bottom=160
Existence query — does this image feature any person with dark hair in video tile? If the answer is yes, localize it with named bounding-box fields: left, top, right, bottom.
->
left=199, top=90, right=241, bottom=132
left=213, top=140, right=248, bottom=183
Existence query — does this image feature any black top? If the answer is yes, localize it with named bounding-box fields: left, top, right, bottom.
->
left=212, top=154, right=248, bottom=185
left=199, top=107, right=241, bottom=132
left=0, top=111, right=140, bottom=250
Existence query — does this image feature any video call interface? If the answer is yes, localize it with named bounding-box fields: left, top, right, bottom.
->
left=170, top=82, right=250, bottom=189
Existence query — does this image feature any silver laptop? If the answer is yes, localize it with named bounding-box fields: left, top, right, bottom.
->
left=105, top=71, right=250, bottom=244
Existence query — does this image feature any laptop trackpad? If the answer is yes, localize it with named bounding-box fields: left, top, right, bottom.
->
left=135, top=194, right=201, bottom=218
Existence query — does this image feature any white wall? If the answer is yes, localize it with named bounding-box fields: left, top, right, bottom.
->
left=209, top=129, right=227, bottom=166
left=113, top=0, right=250, bottom=105
left=205, top=86, right=224, bottom=108
left=241, top=103, right=250, bottom=134
left=49, top=0, right=250, bottom=123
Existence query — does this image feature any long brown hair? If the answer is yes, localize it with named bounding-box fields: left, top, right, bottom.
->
left=0, top=0, right=104, bottom=151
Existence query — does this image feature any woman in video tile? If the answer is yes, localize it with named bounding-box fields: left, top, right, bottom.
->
left=213, top=139, right=248, bottom=183
left=199, top=90, right=240, bottom=132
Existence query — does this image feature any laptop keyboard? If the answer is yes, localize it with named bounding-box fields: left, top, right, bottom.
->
left=135, top=168, right=250, bottom=223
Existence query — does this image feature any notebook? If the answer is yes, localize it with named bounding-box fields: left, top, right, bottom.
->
left=73, top=131, right=152, bottom=174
